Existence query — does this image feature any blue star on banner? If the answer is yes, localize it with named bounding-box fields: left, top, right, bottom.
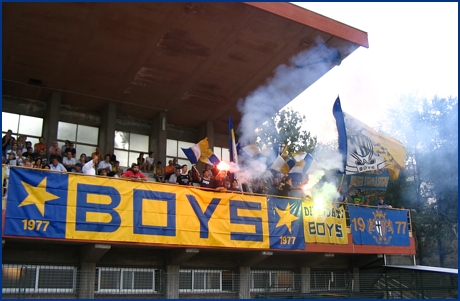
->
left=268, top=197, right=305, bottom=250
left=4, top=168, right=68, bottom=239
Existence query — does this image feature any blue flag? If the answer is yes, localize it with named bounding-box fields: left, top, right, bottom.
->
left=267, top=197, right=305, bottom=250
left=348, top=206, right=410, bottom=246
left=4, top=167, right=68, bottom=239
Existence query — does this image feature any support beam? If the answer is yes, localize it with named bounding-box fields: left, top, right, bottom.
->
left=300, top=267, right=311, bottom=293
left=99, top=102, right=117, bottom=155
left=353, top=267, right=360, bottom=292
left=78, top=244, right=111, bottom=299
left=151, top=111, right=167, bottom=166
left=80, top=243, right=111, bottom=263
left=78, top=262, right=97, bottom=299
left=238, top=251, right=273, bottom=267
left=166, top=265, right=180, bottom=299
left=199, top=120, right=214, bottom=148
left=238, top=266, right=251, bottom=299
left=43, top=92, right=61, bottom=157
left=168, top=248, right=199, bottom=265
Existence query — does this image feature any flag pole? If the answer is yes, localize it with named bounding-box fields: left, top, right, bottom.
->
left=340, top=173, right=345, bottom=186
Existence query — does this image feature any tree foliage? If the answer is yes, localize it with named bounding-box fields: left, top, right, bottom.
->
left=255, top=107, right=317, bottom=154
left=381, top=95, right=458, bottom=268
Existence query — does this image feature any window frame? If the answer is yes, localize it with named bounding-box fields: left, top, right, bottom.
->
left=95, top=267, right=157, bottom=294
left=2, top=265, right=76, bottom=294
left=178, top=269, right=223, bottom=293
left=250, top=270, right=294, bottom=292
left=114, top=131, right=150, bottom=168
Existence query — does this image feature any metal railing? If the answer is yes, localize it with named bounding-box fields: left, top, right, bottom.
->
left=2, top=264, right=457, bottom=299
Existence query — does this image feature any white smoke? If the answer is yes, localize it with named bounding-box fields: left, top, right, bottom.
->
left=234, top=37, right=350, bottom=196
left=237, top=37, right=340, bottom=145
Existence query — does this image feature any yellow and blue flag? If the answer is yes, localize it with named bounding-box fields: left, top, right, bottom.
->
left=268, top=197, right=305, bottom=250
left=181, top=137, right=219, bottom=165
left=287, top=152, right=315, bottom=182
left=348, top=206, right=410, bottom=246
left=333, top=97, right=406, bottom=180
left=4, top=167, right=68, bottom=238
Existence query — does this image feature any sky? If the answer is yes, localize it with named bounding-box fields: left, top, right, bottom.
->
left=283, top=2, right=458, bottom=143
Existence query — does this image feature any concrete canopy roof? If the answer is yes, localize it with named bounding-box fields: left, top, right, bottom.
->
left=2, top=2, right=368, bottom=135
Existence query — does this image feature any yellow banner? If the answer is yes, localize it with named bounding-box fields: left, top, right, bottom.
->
left=65, top=175, right=270, bottom=249
left=302, top=201, right=348, bottom=244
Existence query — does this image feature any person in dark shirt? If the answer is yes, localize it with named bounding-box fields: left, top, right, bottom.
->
left=177, top=164, right=192, bottom=186
left=228, top=179, right=242, bottom=192
left=375, top=196, right=392, bottom=208
left=195, top=168, right=214, bottom=188
left=275, top=176, right=303, bottom=197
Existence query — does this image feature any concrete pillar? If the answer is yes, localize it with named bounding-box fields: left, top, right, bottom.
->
left=300, top=267, right=311, bottom=293
left=99, top=102, right=117, bottom=155
left=151, top=111, right=167, bottom=166
left=198, top=120, right=214, bottom=148
left=78, top=262, right=96, bottom=299
left=238, top=266, right=251, bottom=299
left=166, top=264, right=179, bottom=299
left=43, top=92, right=61, bottom=154
left=77, top=244, right=111, bottom=299
left=353, top=267, right=360, bottom=292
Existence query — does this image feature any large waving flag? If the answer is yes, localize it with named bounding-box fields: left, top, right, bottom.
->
left=288, top=152, right=315, bottom=182
left=333, top=97, right=406, bottom=180
left=270, top=155, right=290, bottom=174
left=181, top=137, right=218, bottom=165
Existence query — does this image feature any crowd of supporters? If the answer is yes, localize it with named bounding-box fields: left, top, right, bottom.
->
left=2, top=130, right=393, bottom=207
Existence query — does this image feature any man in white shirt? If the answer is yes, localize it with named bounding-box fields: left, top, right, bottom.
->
left=97, top=155, right=112, bottom=175
left=62, top=151, right=76, bottom=172
left=82, top=155, right=99, bottom=175
left=50, top=157, right=67, bottom=172
left=168, top=168, right=180, bottom=184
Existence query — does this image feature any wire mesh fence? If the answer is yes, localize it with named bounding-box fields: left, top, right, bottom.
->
left=2, top=264, right=457, bottom=299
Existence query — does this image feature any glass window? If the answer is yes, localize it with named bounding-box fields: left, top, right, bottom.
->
left=252, top=272, right=269, bottom=289
left=77, top=125, right=98, bottom=145
left=57, top=122, right=77, bottom=141
left=115, top=131, right=130, bottom=150
left=2, top=265, right=75, bottom=293
left=100, top=270, right=121, bottom=290
left=178, top=141, right=194, bottom=151
left=75, top=144, right=95, bottom=159
left=122, top=271, right=133, bottom=290
left=214, top=146, right=230, bottom=163
left=193, top=272, right=205, bottom=290
left=130, top=133, right=148, bottom=151
left=115, top=150, right=129, bottom=168
left=179, top=270, right=222, bottom=292
left=2, top=112, right=19, bottom=133
left=133, top=271, right=154, bottom=290
left=57, top=121, right=99, bottom=160
left=18, top=116, right=43, bottom=137
left=2, top=112, right=44, bottom=146
left=251, top=271, right=293, bottom=291
left=166, top=139, right=178, bottom=157
left=207, top=272, right=221, bottom=290
left=179, top=270, right=192, bottom=290
left=38, top=268, right=74, bottom=289
left=97, top=268, right=156, bottom=293
left=114, top=131, right=149, bottom=168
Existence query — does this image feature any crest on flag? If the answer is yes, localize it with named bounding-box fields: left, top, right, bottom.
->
left=368, top=209, right=394, bottom=245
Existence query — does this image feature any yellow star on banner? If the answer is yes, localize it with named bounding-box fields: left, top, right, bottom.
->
left=275, top=203, right=299, bottom=233
left=19, top=178, right=59, bottom=216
